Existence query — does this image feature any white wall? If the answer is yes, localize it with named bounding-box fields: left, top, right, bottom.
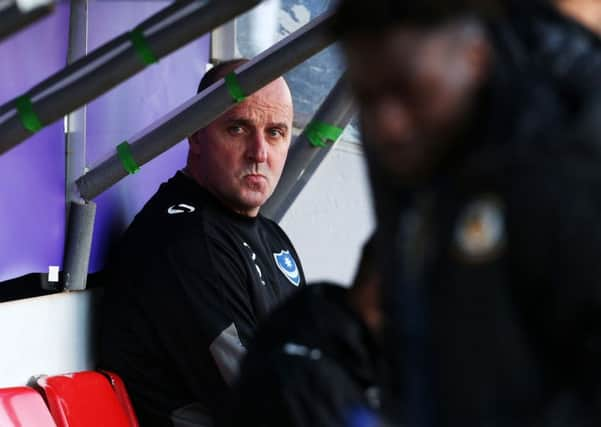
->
left=0, top=290, right=98, bottom=387
left=280, top=140, right=375, bottom=287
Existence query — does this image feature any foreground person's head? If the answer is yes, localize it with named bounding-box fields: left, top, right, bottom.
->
left=334, top=0, right=503, bottom=184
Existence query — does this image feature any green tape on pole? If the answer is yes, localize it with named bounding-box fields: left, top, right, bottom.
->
left=129, top=28, right=158, bottom=65
left=305, top=121, right=344, bottom=148
left=224, top=72, right=246, bottom=103
left=116, top=141, right=140, bottom=174
left=15, top=96, right=43, bottom=133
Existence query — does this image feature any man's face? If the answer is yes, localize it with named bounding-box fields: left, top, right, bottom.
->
left=189, top=78, right=293, bottom=217
left=345, top=22, right=490, bottom=183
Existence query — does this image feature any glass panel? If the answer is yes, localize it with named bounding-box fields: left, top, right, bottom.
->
left=235, top=0, right=359, bottom=142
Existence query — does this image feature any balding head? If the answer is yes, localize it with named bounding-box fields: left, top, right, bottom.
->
left=186, top=62, right=293, bottom=217
left=196, top=58, right=250, bottom=94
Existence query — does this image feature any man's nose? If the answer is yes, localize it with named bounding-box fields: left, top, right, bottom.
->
left=372, top=98, right=414, bottom=143
left=246, top=131, right=268, bottom=163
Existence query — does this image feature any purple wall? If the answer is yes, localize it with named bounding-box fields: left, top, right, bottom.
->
left=85, top=2, right=210, bottom=272
left=0, top=2, right=210, bottom=281
left=0, top=4, right=70, bottom=281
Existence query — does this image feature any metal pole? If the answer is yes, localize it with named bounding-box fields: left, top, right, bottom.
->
left=62, top=200, right=96, bottom=291
left=262, top=75, right=354, bottom=222
left=0, top=0, right=262, bottom=155
left=65, top=0, right=88, bottom=205
left=75, top=10, right=337, bottom=201
left=61, top=0, right=90, bottom=291
left=0, top=0, right=54, bottom=42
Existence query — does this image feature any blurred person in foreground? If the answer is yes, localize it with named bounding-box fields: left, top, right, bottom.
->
left=333, top=0, right=601, bottom=426
left=222, top=237, right=382, bottom=427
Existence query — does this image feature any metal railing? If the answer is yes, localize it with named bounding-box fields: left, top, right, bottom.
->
left=75, top=9, right=337, bottom=201
left=262, top=74, right=355, bottom=222
left=0, top=0, right=54, bottom=42
left=0, top=0, right=262, bottom=155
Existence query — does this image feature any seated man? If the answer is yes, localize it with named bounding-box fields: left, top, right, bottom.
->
left=223, top=237, right=381, bottom=427
left=99, top=59, right=306, bottom=427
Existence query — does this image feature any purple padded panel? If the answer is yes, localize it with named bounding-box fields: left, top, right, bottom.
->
left=0, top=2, right=210, bottom=281
left=85, top=2, right=210, bottom=272
left=0, top=4, right=70, bottom=282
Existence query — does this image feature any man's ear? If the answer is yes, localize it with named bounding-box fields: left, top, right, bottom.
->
left=188, top=130, right=203, bottom=155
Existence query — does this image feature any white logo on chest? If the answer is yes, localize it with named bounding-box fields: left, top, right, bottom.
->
left=167, top=203, right=195, bottom=215
left=242, top=242, right=266, bottom=286
left=454, top=196, right=505, bottom=263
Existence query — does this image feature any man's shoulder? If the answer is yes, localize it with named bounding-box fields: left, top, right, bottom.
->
left=509, top=97, right=601, bottom=193
left=125, top=189, right=211, bottom=248
left=256, top=214, right=289, bottom=237
left=116, top=177, right=239, bottom=268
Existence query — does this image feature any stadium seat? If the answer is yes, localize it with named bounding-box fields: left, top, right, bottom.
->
left=36, top=371, right=138, bottom=427
left=100, top=370, right=140, bottom=427
left=0, top=386, right=57, bottom=427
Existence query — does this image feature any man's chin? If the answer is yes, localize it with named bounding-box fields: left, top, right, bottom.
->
left=373, top=156, right=433, bottom=190
left=380, top=153, right=420, bottom=178
left=238, top=191, right=269, bottom=211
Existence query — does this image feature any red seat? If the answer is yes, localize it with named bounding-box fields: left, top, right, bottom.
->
left=100, top=371, right=139, bottom=427
left=36, top=371, right=137, bottom=427
left=0, top=386, right=57, bottom=427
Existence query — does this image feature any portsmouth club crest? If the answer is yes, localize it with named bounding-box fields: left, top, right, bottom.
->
left=454, top=196, right=506, bottom=263
left=273, top=250, right=301, bottom=286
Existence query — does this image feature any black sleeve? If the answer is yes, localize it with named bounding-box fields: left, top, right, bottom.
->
left=131, top=229, right=256, bottom=413
left=224, top=348, right=374, bottom=427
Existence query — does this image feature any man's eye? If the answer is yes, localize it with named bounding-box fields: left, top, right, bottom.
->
left=228, top=126, right=244, bottom=135
left=268, top=128, right=284, bottom=138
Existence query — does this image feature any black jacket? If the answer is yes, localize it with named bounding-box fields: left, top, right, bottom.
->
left=99, top=172, right=305, bottom=427
left=503, top=0, right=601, bottom=108
left=223, top=283, right=381, bottom=427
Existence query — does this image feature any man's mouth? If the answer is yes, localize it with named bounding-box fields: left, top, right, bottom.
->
left=243, top=174, right=267, bottom=184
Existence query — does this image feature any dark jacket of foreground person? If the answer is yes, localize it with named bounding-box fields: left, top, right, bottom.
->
left=377, top=4, right=601, bottom=426
left=222, top=283, right=381, bottom=427
left=382, top=47, right=601, bottom=427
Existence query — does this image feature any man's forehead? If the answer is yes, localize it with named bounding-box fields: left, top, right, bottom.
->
left=247, top=77, right=292, bottom=103
left=221, top=104, right=291, bottom=124
left=347, top=26, right=450, bottom=62
left=346, top=31, right=416, bottom=92
left=346, top=23, right=478, bottom=87
left=217, top=83, right=293, bottom=124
